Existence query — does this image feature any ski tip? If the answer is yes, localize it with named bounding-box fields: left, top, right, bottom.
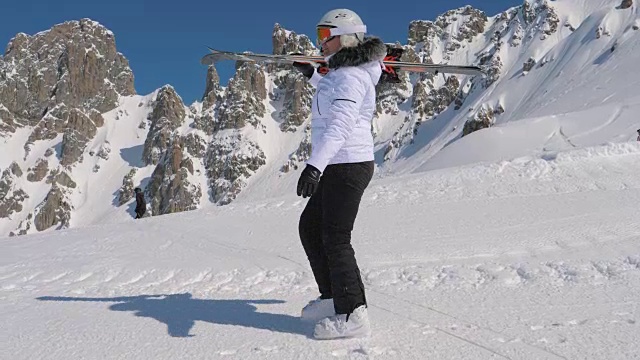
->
left=200, top=54, right=215, bottom=66
left=200, top=47, right=219, bottom=65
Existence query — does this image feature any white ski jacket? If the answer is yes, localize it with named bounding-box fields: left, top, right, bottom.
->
left=305, top=37, right=387, bottom=173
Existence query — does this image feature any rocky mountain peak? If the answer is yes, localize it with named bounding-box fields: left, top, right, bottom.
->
left=0, top=18, right=139, bottom=235
left=269, top=24, right=316, bottom=134
left=216, top=63, right=267, bottom=131
left=272, top=23, right=316, bottom=56
left=143, top=85, right=186, bottom=165
left=408, top=6, right=488, bottom=47
left=1, top=18, right=134, bottom=129
left=201, top=65, right=221, bottom=109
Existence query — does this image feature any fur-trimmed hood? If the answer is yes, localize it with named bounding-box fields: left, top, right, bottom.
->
left=327, top=37, right=387, bottom=70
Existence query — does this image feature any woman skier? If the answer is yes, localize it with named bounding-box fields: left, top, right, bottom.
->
left=294, top=8, right=387, bottom=339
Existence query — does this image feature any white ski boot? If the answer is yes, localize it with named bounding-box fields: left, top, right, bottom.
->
left=301, top=297, right=335, bottom=322
left=313, top=305, right=371, bottom=339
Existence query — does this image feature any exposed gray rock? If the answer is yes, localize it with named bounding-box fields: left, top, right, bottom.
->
left=596, top=27, right=611, bottom=39
left=619, top=0, right=633, bottom=9
left=147, top=137, right=201, bottom=215
left=0, top=163, right=19, bottom=199
left=564, top=21, right=576, bottom=31
left=480, top=55, right=503, bottom=88
left=195, top=65, right=223, bottom=135
left=278, top=73, right=314, bottom=132
left=0, top=104, right=16, bottom=135
left=9, top=162, right=22, bottom=177
left=522, top=1, right=537, bottom=25
left=268, top=24, right=317, bottom=133
left=202, top=65, right=221, bottom=109
left=26, top=104, right=69, bottom=145
left=183, top=133, right=207, bottom=158
left=408, top=20, right=444, bottom=47
left=522, top=0, right=559, bottom=39
left=510, top=24, right=525, bottom=47
left=541, top=4, right=560, bottom=37
left=96, top=141, right=111, bottom=160
left=60, top=108, right=99, bottom=166
left=462, top=104, right=505, bottom=136
left=408, top=6, right=487, bottom=54
left=27, top=158, right=49, bottom=182
left=0, top=163, right=28, bottom=218
left=89, top=108, right=105, bottom=127
left=143, top=85, right=186, bottom=165
left=49, top=170, right=77, bottom=188
left=0, top=189, right=28, bottom=218
left=452, top=6, right=488, bottom=43
left=118, top=168, right=137, bottom=206
left=413, top=76, right=460, bottom=120
left=523, top=57, right=537, bottom=73
left=216, top=63, right=267, bottom=131
left=386, top=74, right=461, bottom=151
left=205, top=132, right=266, bottom=205
left=0, top=19, right=134, bottom=127
left=33, top=185, right=72, bottom=231
left=272, top=23, right=316, bottom=56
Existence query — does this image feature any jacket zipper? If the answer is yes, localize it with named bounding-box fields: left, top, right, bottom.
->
left=316, top=94, right=321, bottom=115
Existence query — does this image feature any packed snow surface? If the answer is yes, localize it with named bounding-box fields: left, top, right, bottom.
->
left=3, top=140, right=640, bottom=359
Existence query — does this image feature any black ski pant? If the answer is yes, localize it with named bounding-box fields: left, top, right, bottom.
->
left=299, top=161, right=374, bottom=315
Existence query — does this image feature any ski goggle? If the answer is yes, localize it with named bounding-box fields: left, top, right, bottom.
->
left=316, top=25, right=367, bottom=47
left=316, top=27, right=335, bottom=46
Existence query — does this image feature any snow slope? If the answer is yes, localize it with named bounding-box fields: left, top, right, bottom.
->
left=68, top=94, right=158, bottom=227
left=380, top=0, right=640, bottom=174
left=2, top=140, right=640, bottom=359
left=420, top=96, right=640, bottom=171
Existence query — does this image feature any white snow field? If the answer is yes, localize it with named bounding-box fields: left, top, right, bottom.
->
left=3, top=140, right=640, bottom=359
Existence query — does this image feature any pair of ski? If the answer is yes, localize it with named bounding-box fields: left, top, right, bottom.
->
left=201, top=46, right=485, bottom=82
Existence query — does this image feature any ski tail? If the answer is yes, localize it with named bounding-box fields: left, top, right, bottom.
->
left=380, top=46, right=404, bottom=83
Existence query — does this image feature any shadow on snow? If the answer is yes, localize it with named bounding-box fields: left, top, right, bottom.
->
left=37, top=293, right=310, bottom=338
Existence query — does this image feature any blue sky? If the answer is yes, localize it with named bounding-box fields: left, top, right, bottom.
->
left=1, top=0, right=522, bottom=104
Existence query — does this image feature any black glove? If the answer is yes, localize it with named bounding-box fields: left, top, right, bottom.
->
left=296, top=164, right=321, bottom=198
left=290, top=53, right=315, bottom=79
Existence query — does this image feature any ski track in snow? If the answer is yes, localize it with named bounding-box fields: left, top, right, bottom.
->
left=2, top=220, right=640, bottom=359
left=3, top=252, right=640, bottom=297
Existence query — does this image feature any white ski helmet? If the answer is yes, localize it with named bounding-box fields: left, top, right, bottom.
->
left=316, top=8, right=366, bottom=47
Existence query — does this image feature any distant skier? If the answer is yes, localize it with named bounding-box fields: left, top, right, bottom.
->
left=636, top=129, right=640, bottom=141
left=134, top=187, right=146, bottom=219
left=294, top=8, right=386, bottom=340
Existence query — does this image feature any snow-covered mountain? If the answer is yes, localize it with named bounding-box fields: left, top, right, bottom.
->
left=1, top=0, right=639, bottom=236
